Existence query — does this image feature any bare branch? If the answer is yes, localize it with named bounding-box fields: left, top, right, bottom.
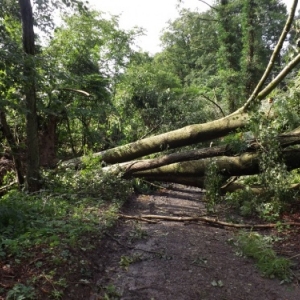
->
left=59, top=88, right=91, bottom=97
left=198, top=0, right=218, bottom=11
left=200, top=94, right=226, bottom=117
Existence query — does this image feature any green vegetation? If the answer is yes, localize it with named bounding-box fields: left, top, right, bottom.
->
left=204, top=160, right=223, bottom=213
left=0, top=157, right=133, bottom=298
left=236, top=232, right=292, bottom=282
left=1, top=0, right=300, bottom=297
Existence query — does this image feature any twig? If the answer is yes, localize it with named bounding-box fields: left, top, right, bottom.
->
left=0, top=181, right=17, bottom=193
left=140, top=179, right=167, bottom=190
left=289, top=253, right=300, bottom=260
left=139, top=122, right=162, bottom=140
left=200, top=94, right=226, bottom=117
left=198, top=0, right=218, bottom=11
left=118, top=214, right=158, bottom=224
left=58, top=87, right=91, bottom=97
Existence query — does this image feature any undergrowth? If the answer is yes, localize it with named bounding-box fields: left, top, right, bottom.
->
left=236, top=231, right=292, bottom=282
left=0, top=155, right=134, bottom=299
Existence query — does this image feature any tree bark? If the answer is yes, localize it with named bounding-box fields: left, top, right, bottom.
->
left=62, top=111, right=249, bottom=168
left=19, top=0, right=40, bottom=191
left=131, top=149, right=300, bottom=184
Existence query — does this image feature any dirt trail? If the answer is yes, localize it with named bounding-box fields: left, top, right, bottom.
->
left=91, top=185, right=300, bottom=300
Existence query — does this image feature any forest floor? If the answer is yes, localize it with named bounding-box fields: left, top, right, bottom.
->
left=2, top=184, right=300, bottom=299
left=88, top=184, right=300, bottom=300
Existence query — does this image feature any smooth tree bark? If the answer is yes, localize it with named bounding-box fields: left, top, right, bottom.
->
left=102, top=127, right=300, bottom=176
left=19, top=0, right=41, bottom=191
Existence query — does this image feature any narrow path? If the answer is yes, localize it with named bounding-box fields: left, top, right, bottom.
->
left=91, top=185, right=300, bottom=300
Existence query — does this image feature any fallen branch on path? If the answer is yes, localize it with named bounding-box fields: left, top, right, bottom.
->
left=118, top=214, right=158, bottom=223
left=119, top=214, right=300, bottom=229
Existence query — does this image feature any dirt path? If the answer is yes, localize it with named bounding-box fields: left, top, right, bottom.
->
left=90, top=185, right=300, bottom=300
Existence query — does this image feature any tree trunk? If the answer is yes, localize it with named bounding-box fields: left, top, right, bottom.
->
left=62, top=111, right=249, bottom=168
left=39, top=115, right=59, bottom=168
left=19, top=0, right=40, bottom=191
left=0, top=110, right=24, bottom=185
left=129, top=149, right=300, bottom=184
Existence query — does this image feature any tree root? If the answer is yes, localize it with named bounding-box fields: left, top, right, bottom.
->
left=119, top=214, right=300, bottom=229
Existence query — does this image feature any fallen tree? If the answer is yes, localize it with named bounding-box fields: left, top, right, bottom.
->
left=61, top=1, right=300, bottom=194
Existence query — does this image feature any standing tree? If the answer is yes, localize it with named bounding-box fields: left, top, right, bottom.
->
left=18, top=0, right=40, bottom=192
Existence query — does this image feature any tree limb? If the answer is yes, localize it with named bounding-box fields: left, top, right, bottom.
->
left=59, top=88, right=91, bottom=97
left=200, top=94, right=226, bottom=117
left=241, top=0, right=298, bottom=112
left=133, top=214, right=300, bottom=229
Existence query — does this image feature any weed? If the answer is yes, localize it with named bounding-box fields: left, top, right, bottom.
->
left=236, top=231, right=292, bottom=282
left=119, top=254, right=142, bottom=270
left=6, top=283, right=36, bottom=300
left=103, top=284, right=121, bottom=299
left=128, top=222, right=148, bottom=243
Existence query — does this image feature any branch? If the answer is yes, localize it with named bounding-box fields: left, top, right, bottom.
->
left=139, top=122, right=162, bottom=140
left=241, top=0, right=298, bottom=112
left=122, top=145, right=231, bottom=176
left=198, top=0, right=218, bottom=11
left=132, top=214, right=300, bottom=229
left=200, top=94, right=226, bottom=117
left=257, top=53, right=300, bottom=100
left=59, top=88, right=91, bottom=97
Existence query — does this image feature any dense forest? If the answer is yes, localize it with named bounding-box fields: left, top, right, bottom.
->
left=1, top=0, right=300, bottom=298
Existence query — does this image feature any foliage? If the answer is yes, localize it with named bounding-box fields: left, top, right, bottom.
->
left=225, top=187, right=259, bottom=217
left=160, top=1, right=287, bottom=113
left=236, top=231, right=292, bottom=281
left=0, top=155, right=133, bottom=297
left=6, top=283, right=36, bottom=300
left=42, top=10, right=140, bottom=155
left=102, top=284, right=121, bottom=299
left=221, top=132, right=248, bottom=154
left=204, top=160, right=223, bottom=213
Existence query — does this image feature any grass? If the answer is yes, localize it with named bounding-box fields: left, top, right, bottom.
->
left=236, top=231, right=292, bottom=282
left=0, top=158, right=134, bottom=299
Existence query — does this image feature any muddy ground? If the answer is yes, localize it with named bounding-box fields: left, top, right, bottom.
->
left=89, top=184, right=300, bottom=300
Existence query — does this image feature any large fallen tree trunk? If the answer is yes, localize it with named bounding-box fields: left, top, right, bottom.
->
left=62, top=112, right=249, bottom=167
left=106, top=129, right=300, bottom=176
left=133, top=149, right=300, bottom=178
